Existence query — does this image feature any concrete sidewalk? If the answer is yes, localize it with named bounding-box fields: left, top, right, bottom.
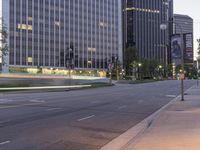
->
left=124, top=85, right=200, bottom=150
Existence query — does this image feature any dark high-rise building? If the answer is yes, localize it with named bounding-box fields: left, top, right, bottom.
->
left=173, top=14, right=194, bottom=65
left=123, top=0, right=173, bottom=65
left=0, top=0, right=122, bottom=75
left=174, top=14, right=193, bottom=34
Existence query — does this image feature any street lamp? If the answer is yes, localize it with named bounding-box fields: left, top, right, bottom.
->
left=160, top=23, right=185, bottom=101
left=108, top=59, right=113, bottom=85
left=160, top=24, right=169, bottom=78
left=138, top=63, right=142, bottom=80
left=158, top=65, right=163, bottom=79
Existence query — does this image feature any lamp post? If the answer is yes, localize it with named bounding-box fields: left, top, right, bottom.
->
left=178, top=24, right=185, bottom=101
left=108, top=59, right=113, bottom=85
left=158, top=65, right=163, bottom=79
left=160, top=24, right=169, bottom=78
left=160, top=23, right=185, bottom=101
left=138, top=63, right=142, bottom=80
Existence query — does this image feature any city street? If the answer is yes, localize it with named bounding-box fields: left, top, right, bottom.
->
left=0, top=80, right=196, bottom=150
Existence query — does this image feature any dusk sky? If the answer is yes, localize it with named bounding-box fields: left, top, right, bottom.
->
left=174, top=0, right=200, bottom=57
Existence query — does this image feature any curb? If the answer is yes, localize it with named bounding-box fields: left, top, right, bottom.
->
left=100, top=85, right=195, bottom=150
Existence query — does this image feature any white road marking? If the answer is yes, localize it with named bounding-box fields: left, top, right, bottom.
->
left=118, top=105, right=127, bottom=110
left=46, top=108, right=62, bottom=111
left=29, top=99, right=45, bottom=103
left=91, top=101, right=100, bottom=104
left=0, top=99, right=13, bottom=104
left=165, top=95, right=176, bottom=98
left=0, top=103, right=43, bottom=109
left=0, top=141, right=11, bottom=145
left=78, top=115, right=95, bottom=122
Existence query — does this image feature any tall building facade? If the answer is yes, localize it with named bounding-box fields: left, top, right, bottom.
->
left=0, top=0, right=122, bottom=74
left=123, top=0, right=173, bottom=65
left=174, top=14, right=193, bottom=34
left=173, top=14, right=194, bottom=65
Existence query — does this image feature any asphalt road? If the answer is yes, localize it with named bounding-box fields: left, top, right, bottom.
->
left=0, top=80, right=196, bottom=150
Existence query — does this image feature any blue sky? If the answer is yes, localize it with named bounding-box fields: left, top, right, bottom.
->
left=174, top=0, right=200, bottom=57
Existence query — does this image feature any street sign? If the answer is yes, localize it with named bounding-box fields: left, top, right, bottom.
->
left=180, top=73, right=185, bottom=80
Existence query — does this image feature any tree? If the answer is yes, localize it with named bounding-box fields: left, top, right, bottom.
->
left=139, top=59, right=161, bottom=79
left=113, top=60, right=123, bottom=80
left=124, top=45, right=138, bottom=75
left=197, top=39, right=200, bottom=61
left=0, top=18, right=8, bottom=71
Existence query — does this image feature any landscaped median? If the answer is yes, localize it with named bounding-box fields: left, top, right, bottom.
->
left=0, top=82, right=113, bottom=92
left=117, top=79, right=164, bottom=84
left=129, top=79, right=163, bottom=84
left=0, top=85, right=91, bottom=91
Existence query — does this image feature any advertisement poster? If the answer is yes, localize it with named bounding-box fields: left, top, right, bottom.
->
left=171, top=35, right=182, bottom=59
left=184, top=33, right=193, bottom=63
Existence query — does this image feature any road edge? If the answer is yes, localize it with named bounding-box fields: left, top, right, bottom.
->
left=100, top=85, right=195, bottom=150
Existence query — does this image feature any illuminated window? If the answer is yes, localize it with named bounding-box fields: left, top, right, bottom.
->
left=88, top=61, right=92, bottom=64
left=100, top=22, right=107, bottom=27
left=126, top=7, right=160, bottom=14
left=28, top=17, right=32, bottom=21
left=27, top=57, right=33, bottom=63
left=18, top=24, right=32, bottom=31
left=88, top=47, right=96, bottom=52
left=126, top=7, right=135, bottom=11
left=54, top=21, right=60, bottom=27
left=28, top=25, right=32, bottom=30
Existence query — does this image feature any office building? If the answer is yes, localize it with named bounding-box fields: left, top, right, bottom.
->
left=0, top=0, right=122, bottom=75
left=173, top=14, right=194, bottom=65
left=123, top=0, right=173, bottom=65
left=174, top=14, right=193, bottom=34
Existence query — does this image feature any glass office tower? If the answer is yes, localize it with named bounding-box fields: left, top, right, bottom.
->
left=123, top=0, right=173, bottom=65
left=0, top=0, right=122, bottom=74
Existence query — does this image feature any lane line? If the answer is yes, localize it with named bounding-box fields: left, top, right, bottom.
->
left=29, top=99, right=45, bottom=103
left=78, top=115, right=95, bottom=122
left=0, top=103, right=42, bottom=109
left=0, top=99, right=13, bottom=104
left=118, top=105, right=127, bottom=110
left=0, top=141, right=11, bottom=145
left=46, top=108, right=62, bottom=111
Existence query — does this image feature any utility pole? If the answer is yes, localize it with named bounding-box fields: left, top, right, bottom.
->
left=114, top=56, right=119, bottom=81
